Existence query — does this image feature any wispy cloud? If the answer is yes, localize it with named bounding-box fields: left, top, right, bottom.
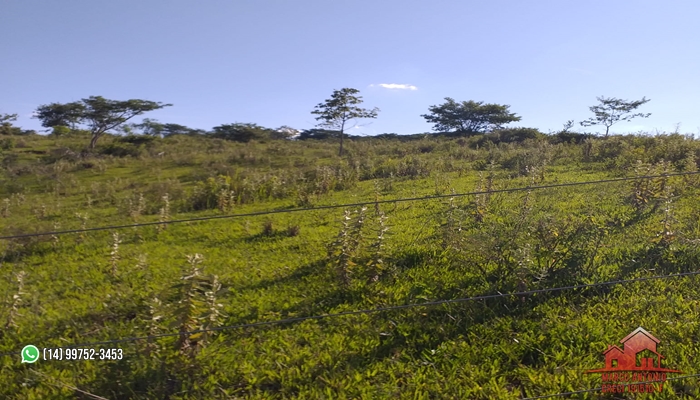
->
left=370, top=83, right=418, bottom=90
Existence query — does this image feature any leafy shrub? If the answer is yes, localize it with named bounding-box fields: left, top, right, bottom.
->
left=50, top=126, right=71, bottom=137
left=286, top=225, right=300, bottom=237
left=262, top=220, right=274, bottom=236
left=494, top=127, right=543, bottom=143
left=100, top=143, right=142, bottom=157
left=593, top=137, right=630, bottom=161
left=117, top=134, right=157, bottom=146
left=41, top=147, right=83, bottom=164
left=306, top=164, right=358, bottom=193
left=647, top=134, right=697, bottom=168
left=0, top=126, right=21, bottom=135
left=469, top=133, right=500, bottom=148
left=549, top=131, right=588, bottom=144
left=0, top=138, right=14, bottom=151
left=501, top=149, right=549, bottom=176
left=373, top=156, right=431, bottom=179
left=418, top=144, right=435, bottom=153
left=1, top=153, right=19, bottom=169
left=188, top=175, right=233, bottom=211
left=473, top=160, right=489, bottom=171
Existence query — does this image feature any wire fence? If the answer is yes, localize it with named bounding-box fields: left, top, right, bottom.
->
left=3, top=170, right=700, bottom=398
left=2, top=269, right=698, bottom=358
left=2, top=170, right=698, bottom=240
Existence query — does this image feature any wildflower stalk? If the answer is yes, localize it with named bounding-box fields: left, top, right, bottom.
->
left=110, top=232, right=121, bottom=276
left=328, top=207, right=367, bottom=287
left=658, top=182, right=676, bottom=246
left=367, top=212, right=389, bottom=282
left=51, top=222, right=60, bottom=248
left=373, top=181, right=381, bottom=216
left=5, top=271, right=26, bottom=329
left=157, top=193, right=170, bottom=234
left=75, top=213, right=89, bottom=244
left=1, top=198, right=9, bottom=218
left=145, top=297, right=163, bottom=356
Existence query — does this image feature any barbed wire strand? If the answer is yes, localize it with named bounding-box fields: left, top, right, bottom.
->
left=4, top=171, right=699, bottom=397
left=1, top=269, right=698, bottom=358
left=2, top=171, right=698, bottom=240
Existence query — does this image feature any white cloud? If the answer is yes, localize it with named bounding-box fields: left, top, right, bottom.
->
left=373, top=83, right=418, bottom=90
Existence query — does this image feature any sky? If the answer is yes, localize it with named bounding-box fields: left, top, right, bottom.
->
left=2, top=0, right=699, bottom=137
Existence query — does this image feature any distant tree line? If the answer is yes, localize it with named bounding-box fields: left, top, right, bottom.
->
left=1, top=90, right=652, bottom=154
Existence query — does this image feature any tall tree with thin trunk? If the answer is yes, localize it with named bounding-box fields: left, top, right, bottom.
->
left=34, top=96, right=171, bottom=149
left=311, top=88, right=379, bottom=156
left=580, top=96, right=651, bottom=138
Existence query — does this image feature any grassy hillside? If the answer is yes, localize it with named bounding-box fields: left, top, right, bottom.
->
left=1, top=132, right=700, bottom=399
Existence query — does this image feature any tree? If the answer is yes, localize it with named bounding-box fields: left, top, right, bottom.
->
left=32, top=103, right=84, bottom=131
left=160, top=123, right=205, bottom=137
left=580, top=96, right=651, bottom=138
left=126, top=118, right=203, bottom=137
left=311, top=88, right=379, bottom=156
left=127, top=118, right=164, bottom=136
left=210, top=123, right=273, bottom=142
left=421, top=98, right=521, bottom=136
left=0, top=113, right=19, bottom=135
left=34, top=96, right=172, bottom=149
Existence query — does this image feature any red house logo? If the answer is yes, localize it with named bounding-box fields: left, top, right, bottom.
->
left=586, top=327, right=682, bottom=394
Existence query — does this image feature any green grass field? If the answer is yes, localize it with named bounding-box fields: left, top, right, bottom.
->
left=1, top=132, right=700, bottom=399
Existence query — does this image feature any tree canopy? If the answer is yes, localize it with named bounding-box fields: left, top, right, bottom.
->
left=34, top=96, right=172, bottom=148
left=125, top=118, right=204, bottom=137
left=210, top=123, right=274, bottom=143
left=421, top=98, right=521, bottom=136
left=0, top=113, right=19, bottom=135
left=311, top=88, right=379, bottom=156
left=580, top=96, right=651, bottom=137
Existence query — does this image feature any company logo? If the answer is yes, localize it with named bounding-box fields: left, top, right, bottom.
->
left=585, top=327, right=682, bottom=394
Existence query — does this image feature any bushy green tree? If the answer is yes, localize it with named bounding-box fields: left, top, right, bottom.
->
left=32, top=103, right=84, bottom=130
left=0, top=113, right=21, bottom=135
left=126, top=118, right=204, bottom=137
left=34, top=96, right=172, bottom=148
left=580, top=96, right=651, bottom=137
left=311, top=88, right=379, bottom=156
left=421, top=98, right=521, bottom=136
left=210, top=123, right=273, bottom=142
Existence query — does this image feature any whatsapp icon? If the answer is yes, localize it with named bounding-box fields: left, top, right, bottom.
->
left=21, top=345, right=40, bottom=364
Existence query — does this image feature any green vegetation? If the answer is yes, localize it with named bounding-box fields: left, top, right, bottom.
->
left=1, top=128, right=700, bottom=399
left=421, top=98, right=521, bottom=136
left=33, top=96, right=172, bottom=149
left=311, top=88, right=380, bottom=156
left=580, top=96, right=652, bottom=138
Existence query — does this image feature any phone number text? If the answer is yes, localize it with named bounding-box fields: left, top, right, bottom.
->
left=43, top=348, right=123, bottom=361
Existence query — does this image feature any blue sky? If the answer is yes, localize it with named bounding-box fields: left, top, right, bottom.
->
left=2, top=0, right=699, bottom=136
